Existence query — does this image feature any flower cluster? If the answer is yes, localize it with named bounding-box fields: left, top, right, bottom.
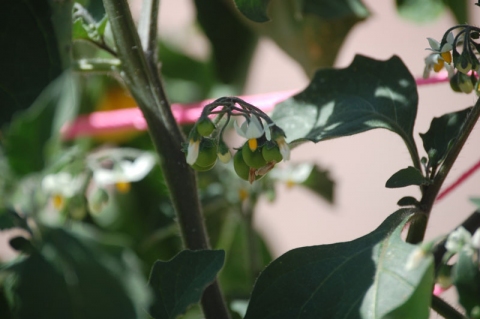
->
left=184, top=97, right=290, bottom=183
left=423, top=26, right=480, bottom=94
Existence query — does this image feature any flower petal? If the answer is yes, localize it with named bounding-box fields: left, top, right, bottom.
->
left=245, top=115, right=264, bottom=138
left=186, top=140, right=200, bottom=165
left=234, top=120, right=247, bottom=138
left=427, top=37, right=441, bottom=51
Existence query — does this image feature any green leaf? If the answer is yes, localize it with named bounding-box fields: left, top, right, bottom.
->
left=386, top=166, right=429, bottom=188
left=6, top=227, right=143, bottom=319
left=443, top=0, right=468, bottom=23
left=302, top=0, right=369, bottom=19
left=272, top=55, right=418, bottom=155
left=420, top=107, right=471, bottom=169
left=300, top=164, right=335, bottom=203
left=194, top=0, right=258, bottom=89
left=3, top=72, right=80, bottom=176
left=397, top=196, right=420, bottom=207
left=148, top=250, right=225, bottom=319
left=72, top=18, right=91, bottom=40
left=244, top=210, right=434, bottom=319
left=396, top=0, right=444, bottom=23
left=470, top=197, right=480, bottom=210
left=452, top=249, right=480, bottom=316
left=0, top=0, right=71, bottom=126
left=233, top=0, right=271, bottom=22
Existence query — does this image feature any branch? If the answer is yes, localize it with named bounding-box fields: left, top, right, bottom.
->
left=101, top=1, right=230, bottom=318
left=431, top=295, right=467, bottom=319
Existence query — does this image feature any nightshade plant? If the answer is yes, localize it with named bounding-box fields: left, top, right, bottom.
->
left=1, top=1, right=480, bottom=319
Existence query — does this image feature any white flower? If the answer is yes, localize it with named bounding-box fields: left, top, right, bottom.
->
left=42, top=172, right=83, bottom=198
left=270, top=163, right=313, bottom=187
left=275, top=136, right=290, bottom=161
left=423, top=32, right=454, bottom=79
left=93, top=152, right=156, bottom=186
left=186, top=139, right=200, bottom=165
left=445, top=227, right=474, bottom=253
left=234, top=115, right=265, bottom=151
left=426, top=32, right=454, bottom=54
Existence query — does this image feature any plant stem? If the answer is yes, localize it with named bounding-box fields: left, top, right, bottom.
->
left=407, top=98, right=480, bottom=244
left=431, top=295, right=467, bottom=319
left=101, top=1, right=230, bottom=318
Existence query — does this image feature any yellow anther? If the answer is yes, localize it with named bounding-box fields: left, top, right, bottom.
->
left=248, top=138, right=258, bottom=151
left=441, top=51, right=452, bottom=64
left=52, top=194, right=65, bottom=210
left=286, top=180, right=296, bottom=189
left=115, top=181, right=131, bottom=193
left=433, top=59, right=444, bottom=72
left=238, top=188, right=249, bottom=201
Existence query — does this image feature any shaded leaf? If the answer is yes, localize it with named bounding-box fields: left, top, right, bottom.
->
left=148, top=250, right=225, bottom=319
left=4, top=72, right=80, bottom=176
left=443, top=0, right=468, bottom=23
left=245, top=210, right=434, bottom=319
left=0, top=0, right=71, bottom=126
left=453, top=249, right=480, bottom=316
left=272, top=55, right=418, bottom=153
left=396, top=0, right=444, bottom=23
left=302, top=0, right=369, bottom=19
left=6, top=227, right=143, bottom=319
left=300, top=164, right=335, bottom=203
left=397, top=196, right=420, bottom=207
left=194, top=0, right=258, bottom=89
left=233, top=0, right=271, bottom=22
left=420, top=107, right=471, bottom=168
left=386, top=166, right=428, bottom=188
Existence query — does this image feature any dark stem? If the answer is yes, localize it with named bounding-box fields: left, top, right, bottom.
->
left=407, top=98, right=480, bottom=244
left=101, top=1, right=230, bottom=318
left=431, top=295, right=467, bottom=319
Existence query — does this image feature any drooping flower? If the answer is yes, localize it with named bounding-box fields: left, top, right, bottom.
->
left=445, top=226, right=475, bottom=254
left=423, top=32, right=455, bottom=78
left=234, top=115, right=265, bottom=151
left=92, top=152, right=156, bottom=191
left=42, top=172, right=83, bottom=209
left=186, top=139, right=201, bottom=165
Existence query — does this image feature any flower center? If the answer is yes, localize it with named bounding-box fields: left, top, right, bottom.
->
left=115, top=181, right=131, bottom=193
left=248, top=138, right=258, bottom=151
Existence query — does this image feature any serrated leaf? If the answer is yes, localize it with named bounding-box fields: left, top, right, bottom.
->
left=148, top=250, right=225, bottom=319
left=244, top=209, right=434, bottom=319
left=386, top=166, right=428, bottom=188
left=420, top=107, right=471, bottom=168
left=272, top=55, right=418, bottom=155
left=0, top=0, right=71, bottom=126
left=452, top=249, right=480, bottom=316
left=396, top=0, right=444, bottom=23
left=302, top=0, right=369, bottom=19
left=233, top=0, right=271, bottom=22
left=397, top=196, right=420, bottom=207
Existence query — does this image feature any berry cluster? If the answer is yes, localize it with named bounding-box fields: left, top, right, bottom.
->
left=184, top=97, right=290, bottom=183
left=424, top=25, right=480, bottom=94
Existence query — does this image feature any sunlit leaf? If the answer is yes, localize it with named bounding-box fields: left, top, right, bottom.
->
left=386, top=166, right=428, bottom=188
left=148, top=250, right=225, bottom=319
left=420, top=107, right=471, bottom=169
left=396, top=0, right=444, bottom=23
left=272, top=55, right=418, bottom=154
left=244, top=209, right=434, bottom=319
left=233, top=0, right=271, bottom=22
left=452, top=249, right=480, bottom=316
left=0, top=0, right=71, bottom=126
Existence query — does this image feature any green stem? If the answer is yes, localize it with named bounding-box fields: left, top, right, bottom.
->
left=407, top=98, right=480, bottom=244
left=101, top=1, right=230, bottom=318
left=431, top=295, right=467, bottom=319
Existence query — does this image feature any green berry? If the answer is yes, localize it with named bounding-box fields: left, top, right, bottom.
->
left=234, top=149, right=250, bottom=181
left=262, top=142, right=283, bottom=163
left=242, top=143, right=267, bottom=169
left=196, top=118, right=216, bottom=136
left=192, top=161, right=216, bottom=171
left=195, top=138, right=218, bottom=168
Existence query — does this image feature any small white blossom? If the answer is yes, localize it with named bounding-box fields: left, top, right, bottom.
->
left=276, top=136, right=290, bottom=161
left=93, top=152, right=156, bottom=186
left=234, top=115, right=265, bottom=140
left=186, top=139, right=200, bottom=165
left=426, top=32, right=454, bottom=54
left=270, top=163, right=313, bottom=186
left=423, top=32, right=454, bottom=79
left=445, top=227, right=473, bottom=253
left=42, top=172, right=83, bottom=198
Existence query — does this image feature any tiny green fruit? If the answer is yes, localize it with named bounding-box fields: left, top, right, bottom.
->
left=196, top=118, right=216, bottom=136
left=242, top=143, right=267, bottom=169
left=192, top=161, right=216, bottom=171
left=262, top=143, right=283, bottom=163
left=234, top=149, right=250, bottom=181
left=195, top=138, right=218, bottom=168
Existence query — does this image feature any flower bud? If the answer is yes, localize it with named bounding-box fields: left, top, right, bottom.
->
left=196, top=117, right=216, bottom=136
left=262, top=141, right=283, bottom=163
left=217, top=140, right=231, bottom=164
left=194, top=138, right=218, bottom=168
